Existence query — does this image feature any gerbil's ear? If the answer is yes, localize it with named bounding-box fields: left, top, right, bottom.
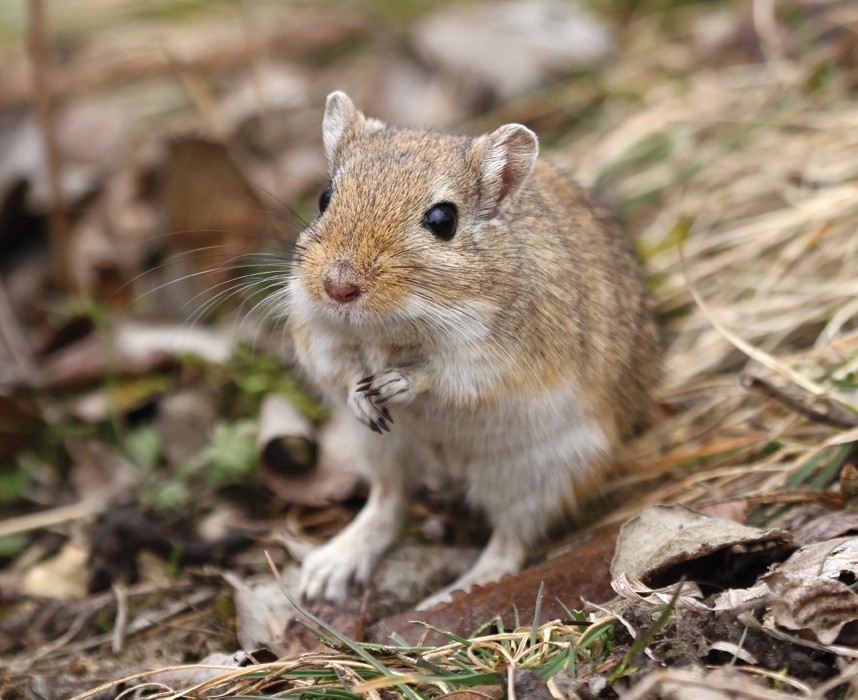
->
left=322, top=91, right=384, bottom=168
left=475, top=124, right=538, bottom=219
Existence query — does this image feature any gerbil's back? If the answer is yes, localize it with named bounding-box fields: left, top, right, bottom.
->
left=507, top=160, right=661, bottom=439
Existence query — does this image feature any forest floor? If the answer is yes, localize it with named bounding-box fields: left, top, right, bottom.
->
left=1, top=1, right=858, bottom=698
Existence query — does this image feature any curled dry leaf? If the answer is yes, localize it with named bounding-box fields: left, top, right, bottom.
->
left=610, top=572, right=710, bottom=613
left=766, top=572, right=858, bottom=646
left=713, top=536, right=858, bottom=646
left=224, top=569, right=300, bottom=656
left=763, top=536, right=858, bottom=645
left=157, top=137, right=273, bottom=318
left=259, top=398, right=364, bottom=507
left=610, top=504, right=793, bottom=588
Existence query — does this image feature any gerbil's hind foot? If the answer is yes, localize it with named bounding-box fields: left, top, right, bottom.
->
left=415, top=530, right=527, bottom=611
left=349, top=369, right=414, bottom=433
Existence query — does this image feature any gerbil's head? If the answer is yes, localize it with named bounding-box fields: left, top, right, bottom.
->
left=289, top=91, right=538, bottom=335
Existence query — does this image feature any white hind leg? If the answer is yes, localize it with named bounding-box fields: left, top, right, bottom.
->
left=416, top=528, right=527, bottom=610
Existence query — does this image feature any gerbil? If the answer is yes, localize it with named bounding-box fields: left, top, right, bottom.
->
left=286, top=91, right=660, bottom=609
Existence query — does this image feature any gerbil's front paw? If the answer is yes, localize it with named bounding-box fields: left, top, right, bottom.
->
left=348, top=369, right=414, bottom=434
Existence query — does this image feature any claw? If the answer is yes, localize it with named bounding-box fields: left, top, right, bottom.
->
left=356, top=376, right=374, bottom=389
left=380, top=406, right=393, bottom=423
left=364, top=389, right=381, bottom=398
left=376, top=416, right=390, bottom=432
left=368, top=420, right=383, bottom=434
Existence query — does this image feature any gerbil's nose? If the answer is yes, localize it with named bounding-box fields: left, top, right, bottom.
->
left=324, top=279, right=362, bottom=303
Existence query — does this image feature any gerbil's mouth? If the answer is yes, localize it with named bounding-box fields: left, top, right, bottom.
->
left=321, top=296, right=372, bottom=326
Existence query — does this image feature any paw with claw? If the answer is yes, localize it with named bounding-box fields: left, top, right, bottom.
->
left=347, top=369, right=415, bottom=434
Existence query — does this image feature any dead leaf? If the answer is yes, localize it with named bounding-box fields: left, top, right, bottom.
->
left=141, top=652, right=245, bottom=691
left=793, top=509, right=858, bottom=546
left=610, top=504, right=793, bottom=588
left=713, top=536, right=858, bottom=646
left=369, top=524, right=619, bottom=646
left=40, top=321, right=233, bottom=389
left=224, top=570, right=299, bottom=656
left=260, top=401, right=364, bottom=507
left=766, top=570, right=858, bottom=645
left=157, top=137, right=273, bottom=317
left=623, top=666, right=801, bottom=700
left=610, top=572, right=710, bottom=613
left=21, top=541, right=89, bottom=599
left=282, top=600, right=366, bottom=657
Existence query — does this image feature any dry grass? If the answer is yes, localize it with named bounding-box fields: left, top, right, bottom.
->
left=556, top=51, right=858, bottom=524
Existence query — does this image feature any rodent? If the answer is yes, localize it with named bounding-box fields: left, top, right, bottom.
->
left=286, top=91, right=661, bottom=609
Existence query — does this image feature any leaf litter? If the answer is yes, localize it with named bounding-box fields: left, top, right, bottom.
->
left=2, top=0, right=858, bottom=698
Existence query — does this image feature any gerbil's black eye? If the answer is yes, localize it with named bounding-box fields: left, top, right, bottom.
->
left=422, top=202, right=457, bottom=241
left=318, top=182, right=333, bottom=213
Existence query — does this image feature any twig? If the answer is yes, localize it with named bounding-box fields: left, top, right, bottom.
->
left=111, top=582, right=129, bottom=655
left=0, top=500, right=107, bottom=539
left=742, top=374, right=858, bottom=429
left=27, top=0, right=73, bottom=291
left=42, top=588, right=217, bottom=663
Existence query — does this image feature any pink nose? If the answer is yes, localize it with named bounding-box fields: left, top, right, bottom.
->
left=324, top=279, right=362, bottom=303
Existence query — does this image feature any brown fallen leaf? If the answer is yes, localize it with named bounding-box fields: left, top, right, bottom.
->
left=157, top=136, right=274, bottom=317
left=282, top=601, right=366, bottom=657
left=766, top=566, right=858, bottom=646
left=611, top=504, right=793, bottom=589
left=39, top=322, right=233, bottom=389
left=368, top=524, right=619, bottom=646
left=793, top=509, right=858, bottom=546
left=39, top=331, right=174, bottom=390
